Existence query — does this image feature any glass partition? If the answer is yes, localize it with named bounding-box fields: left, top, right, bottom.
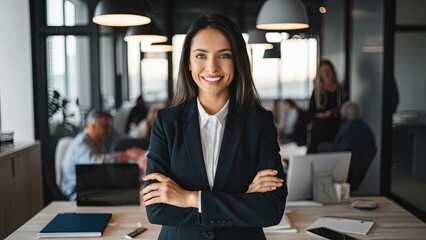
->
left=392, top=32, right=426, bottom=213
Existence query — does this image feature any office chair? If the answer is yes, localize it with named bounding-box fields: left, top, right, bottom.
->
left=43, top=136, right=73, bottom=201
left=55, top=136, right=73, bottom=186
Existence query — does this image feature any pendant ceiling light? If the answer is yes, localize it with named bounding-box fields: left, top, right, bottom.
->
left=248, top=29, right=273, bottom=49
left=145, top=41, right=173, bottom=52
left=256, top=0, right=309, bottom=30
left=124, top=20, right=167, bottom=43
left=93, top=0, right=151, bottom=27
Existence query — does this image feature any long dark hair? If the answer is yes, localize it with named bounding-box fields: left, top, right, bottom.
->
left=171, top=13, right=262, bottom=112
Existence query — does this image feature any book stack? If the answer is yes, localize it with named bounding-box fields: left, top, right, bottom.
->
left=0, top=131, right=14, bottom=144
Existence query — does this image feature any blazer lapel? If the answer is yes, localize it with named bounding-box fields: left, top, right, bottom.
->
left=182, top=100, right=210, bottom=190
left=213, top=100, right=244, bottom=190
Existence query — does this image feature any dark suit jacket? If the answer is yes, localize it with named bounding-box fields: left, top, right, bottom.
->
left=145, top=98, right=287, bottom=240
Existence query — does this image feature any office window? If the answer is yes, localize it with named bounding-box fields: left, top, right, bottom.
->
left=46, top=0, right=88, bottom=26
left=252, top=38, right=317, bottom=101
left=127, top=43, right=169, bottom=103
left=141, top=53, right=168, bottom=102
left=46, top=35, right=90, bottom=136
left=100, top=36, right=116, bottom=111
left=127, top=41, right=142, bottom=101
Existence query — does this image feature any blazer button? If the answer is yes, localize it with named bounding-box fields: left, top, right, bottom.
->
left=226, top=220, right=233, bottom=226
left=216, top=220, right=222, bottom=225
left=221, top=220, right=227, bottom=226
left=203, top=231, right=215, bottom=239
left=210, top=220, right=215, bottom=225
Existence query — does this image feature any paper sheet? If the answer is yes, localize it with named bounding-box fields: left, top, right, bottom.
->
left=263, top=214, right=298, bottom=233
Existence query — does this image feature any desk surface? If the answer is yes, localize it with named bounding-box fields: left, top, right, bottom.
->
left=7, top=197, right=426, bottom=240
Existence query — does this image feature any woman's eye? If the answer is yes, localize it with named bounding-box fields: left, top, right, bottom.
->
left=219, top=53, right=232, bottom=59
left=195, top=54, right=206, bottom=59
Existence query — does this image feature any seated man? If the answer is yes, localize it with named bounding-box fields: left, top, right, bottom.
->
left=334, top=102, right=377, bottom=192
left=60, top=109, right=146, bottom=200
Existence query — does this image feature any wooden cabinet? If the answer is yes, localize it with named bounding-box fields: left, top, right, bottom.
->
left=0, top=142, right=43, bottom=239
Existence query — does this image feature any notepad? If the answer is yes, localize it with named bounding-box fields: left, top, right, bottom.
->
left=38, top=213, right=112, bottom=238
left=307, top=216, right=374, bottom=235
left=263, top=213, right=298, bottom=233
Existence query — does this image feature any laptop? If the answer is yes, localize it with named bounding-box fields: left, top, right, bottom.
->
left=76, top=164, right=141, bottom=206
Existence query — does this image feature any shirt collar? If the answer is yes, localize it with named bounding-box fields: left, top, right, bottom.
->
left=197, top=98, right=229, bottom=128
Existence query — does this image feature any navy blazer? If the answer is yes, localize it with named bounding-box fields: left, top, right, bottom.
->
left=145, top=98, right=287, bottom=240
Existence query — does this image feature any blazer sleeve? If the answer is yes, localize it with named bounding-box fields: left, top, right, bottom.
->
left=199, top=111, right=287, bottom=227
left=144, top=110, right=201, bottom=227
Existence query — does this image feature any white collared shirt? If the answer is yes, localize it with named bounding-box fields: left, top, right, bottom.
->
left=197, top=98, right=229, bottom=190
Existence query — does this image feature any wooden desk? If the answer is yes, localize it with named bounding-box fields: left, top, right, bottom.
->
left=6, top=197, right=426, bottom=239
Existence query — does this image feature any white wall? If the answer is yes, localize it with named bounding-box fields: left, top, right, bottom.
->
left=0, top=0, right=34, bottom=141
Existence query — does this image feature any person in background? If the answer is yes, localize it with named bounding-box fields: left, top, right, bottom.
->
left=335, top=101, right=376, bottom=192
left=141, top=13, right=287, bottom=240
left=125, top=95, right=148, bottom=134
left=308, top=59, right=345, bottom=153
left=60, top=109, right=146, bottom=201
left=129, top=103, right=166, bottom=141
left=279, top=98, right=308, bottom=146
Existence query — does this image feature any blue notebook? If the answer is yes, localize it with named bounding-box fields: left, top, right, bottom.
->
left=38, top=213, right=112, bottom=238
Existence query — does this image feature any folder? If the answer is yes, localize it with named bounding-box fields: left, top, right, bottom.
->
left=38, top=213, right=112, bottom=238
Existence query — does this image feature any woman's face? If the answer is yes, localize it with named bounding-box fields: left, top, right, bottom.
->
left=189, top=28, right=234, bottom=100
left=320, top=63, right=333, bottom=83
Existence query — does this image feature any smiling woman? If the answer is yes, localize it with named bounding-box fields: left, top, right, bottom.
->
left=142, top=13, right=287, bottom=240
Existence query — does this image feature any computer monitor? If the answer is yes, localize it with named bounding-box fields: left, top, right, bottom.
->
left=286, top=152, right=351, bottom=201
left=76, top=164, right=141, bottom=206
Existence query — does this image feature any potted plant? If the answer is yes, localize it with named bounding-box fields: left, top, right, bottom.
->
left=48, top=90, right=77, bottom=137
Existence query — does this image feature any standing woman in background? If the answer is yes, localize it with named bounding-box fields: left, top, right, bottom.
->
left=308, top=59, right=345, bottom=153
left=141, top=13, right=287, bottom=240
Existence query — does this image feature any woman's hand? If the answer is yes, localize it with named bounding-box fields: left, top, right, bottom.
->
left=142, top=173, right=198, bottom=208
left=247, top=169, right=284, bottom=193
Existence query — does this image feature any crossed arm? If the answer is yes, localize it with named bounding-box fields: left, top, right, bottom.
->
left=141, top=169, right=284, bottom=208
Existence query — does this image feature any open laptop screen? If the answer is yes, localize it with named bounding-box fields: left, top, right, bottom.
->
left=76, top=164, right=141, bottom=206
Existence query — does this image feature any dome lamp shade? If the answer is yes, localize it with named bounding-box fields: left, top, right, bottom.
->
left=256, top=0, right=309, bottom=30
left=93, top=0, right=151, bottom=27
